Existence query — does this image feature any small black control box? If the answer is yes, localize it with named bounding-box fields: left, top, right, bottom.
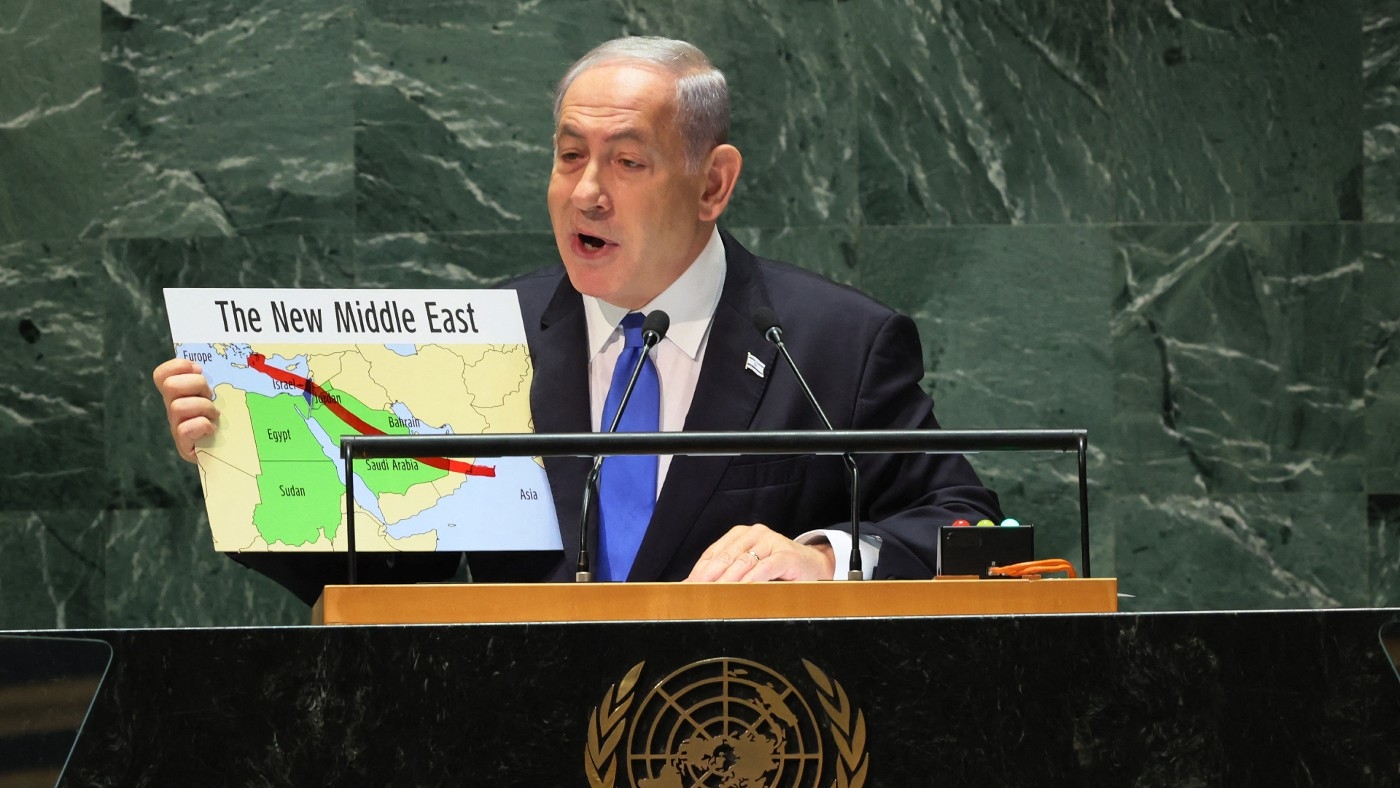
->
left=937, top=525, right=1034, bottom=577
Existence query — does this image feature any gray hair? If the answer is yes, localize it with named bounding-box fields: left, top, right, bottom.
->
left=553, top=36, right=730, bottom=172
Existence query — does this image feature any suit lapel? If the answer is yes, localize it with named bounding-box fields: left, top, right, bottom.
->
left=529, top=276, right=592, bottom=573
left=628, top=234, right=780, bottom=580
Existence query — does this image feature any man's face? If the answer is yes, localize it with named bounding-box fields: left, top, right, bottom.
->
left=548, top=63, right=713, bottom=310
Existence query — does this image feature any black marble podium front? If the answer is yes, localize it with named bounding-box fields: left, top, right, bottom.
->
left=51, top=609, right=1400, bottom=786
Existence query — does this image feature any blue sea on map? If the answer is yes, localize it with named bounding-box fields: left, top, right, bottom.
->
left=301, top=418, right=560, bottom=551
left=382, top=457, right=560, bottom=551
left=184, top=343, right=298, bottom=399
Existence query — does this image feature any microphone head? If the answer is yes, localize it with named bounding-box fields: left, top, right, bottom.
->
left=641, top=309, right=670, bottom=345
left=751, top=307, right=782, bottom=342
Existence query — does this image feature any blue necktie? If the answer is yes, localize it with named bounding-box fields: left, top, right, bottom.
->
left=597, top=313, right=660, bottom=581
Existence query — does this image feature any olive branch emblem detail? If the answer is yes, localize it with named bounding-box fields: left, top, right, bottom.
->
left=585, top=661, right=644, bottom=788
left=803, top=660, right=869, bottom=788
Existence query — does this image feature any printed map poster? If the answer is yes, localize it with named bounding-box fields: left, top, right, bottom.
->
left=164, top=288, right=561, bottom=554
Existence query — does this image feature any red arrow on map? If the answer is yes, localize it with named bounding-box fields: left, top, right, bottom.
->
left=247, top=353, right=495, bottom=478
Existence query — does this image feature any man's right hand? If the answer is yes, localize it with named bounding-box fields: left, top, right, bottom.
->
left=153, top=358, right=218, bottom=464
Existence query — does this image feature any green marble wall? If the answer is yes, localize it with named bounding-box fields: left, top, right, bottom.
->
left=0, top=0, right=1395, bottom=627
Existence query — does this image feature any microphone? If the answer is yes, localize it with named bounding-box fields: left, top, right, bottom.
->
left=752, top=307, right=864, bottom=581
left=577, top=310, right=670, bottom=582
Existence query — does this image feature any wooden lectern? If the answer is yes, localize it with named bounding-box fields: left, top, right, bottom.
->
left=313, top=578, right=1118, bottom=625
left=327, top=429, right=1110, bottom=626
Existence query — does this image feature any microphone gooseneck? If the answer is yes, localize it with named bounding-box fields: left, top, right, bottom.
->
left=752, top=308, right=864, bottom=580
left=576, top=310, right=671, bottom=582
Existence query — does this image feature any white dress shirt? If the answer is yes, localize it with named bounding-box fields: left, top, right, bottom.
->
left=584, top=227, right=726, bottom=487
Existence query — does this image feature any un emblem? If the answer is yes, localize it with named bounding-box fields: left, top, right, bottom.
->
left=585, top=658, right=868, bottom=788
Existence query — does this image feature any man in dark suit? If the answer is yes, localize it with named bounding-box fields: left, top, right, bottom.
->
left=477, top=230, right=1001, bottom=584
left=154, top=36, right=999, bottom=602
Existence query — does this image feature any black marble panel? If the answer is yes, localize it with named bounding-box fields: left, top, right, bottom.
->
left=98, top=0, right=354, bottom=237
left=860, top=226, right=1113, bottom=571
left=1111, top=223, right=1365, bottom=495
left=54, top=610, right=1400, bottom=785
left=1364, top=224, right=1400, bottom=493
left=1113, top=492, right=1369, bottom=612
left=0, top=0, right=101, bottom=242
left=0, top=240, right=107, bottom=510
left=1365, top=0, right=1400, bottom=220
left=0, top=510, right=105, bottom=630
left=1111, top=0, right=1363, bottom=222
left=849, top=0, right=1115, bottom=225
left=102, top=235, right=352, bottom=511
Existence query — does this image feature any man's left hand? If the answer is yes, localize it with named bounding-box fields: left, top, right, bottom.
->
left=684, top=524, right=836, bottom=582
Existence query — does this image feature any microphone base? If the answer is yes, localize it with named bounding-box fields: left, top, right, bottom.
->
left=846, top=570, right=864, bottom=581
left=576, top=571, right=593, bottom=583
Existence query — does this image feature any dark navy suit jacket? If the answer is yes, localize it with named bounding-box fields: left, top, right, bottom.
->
left=467, top=231, right=1001, bottom=583
left=235, top=232, right=1001, bottom=603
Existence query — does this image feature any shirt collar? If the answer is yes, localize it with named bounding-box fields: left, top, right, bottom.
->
left=584, top=227, right=727, bottom=360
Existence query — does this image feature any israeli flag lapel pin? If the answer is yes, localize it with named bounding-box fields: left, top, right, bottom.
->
left=745, top=352, right=766, bottom=378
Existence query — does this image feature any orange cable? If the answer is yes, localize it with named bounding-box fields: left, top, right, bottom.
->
left=987, top=559, right=1078, bottom=579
